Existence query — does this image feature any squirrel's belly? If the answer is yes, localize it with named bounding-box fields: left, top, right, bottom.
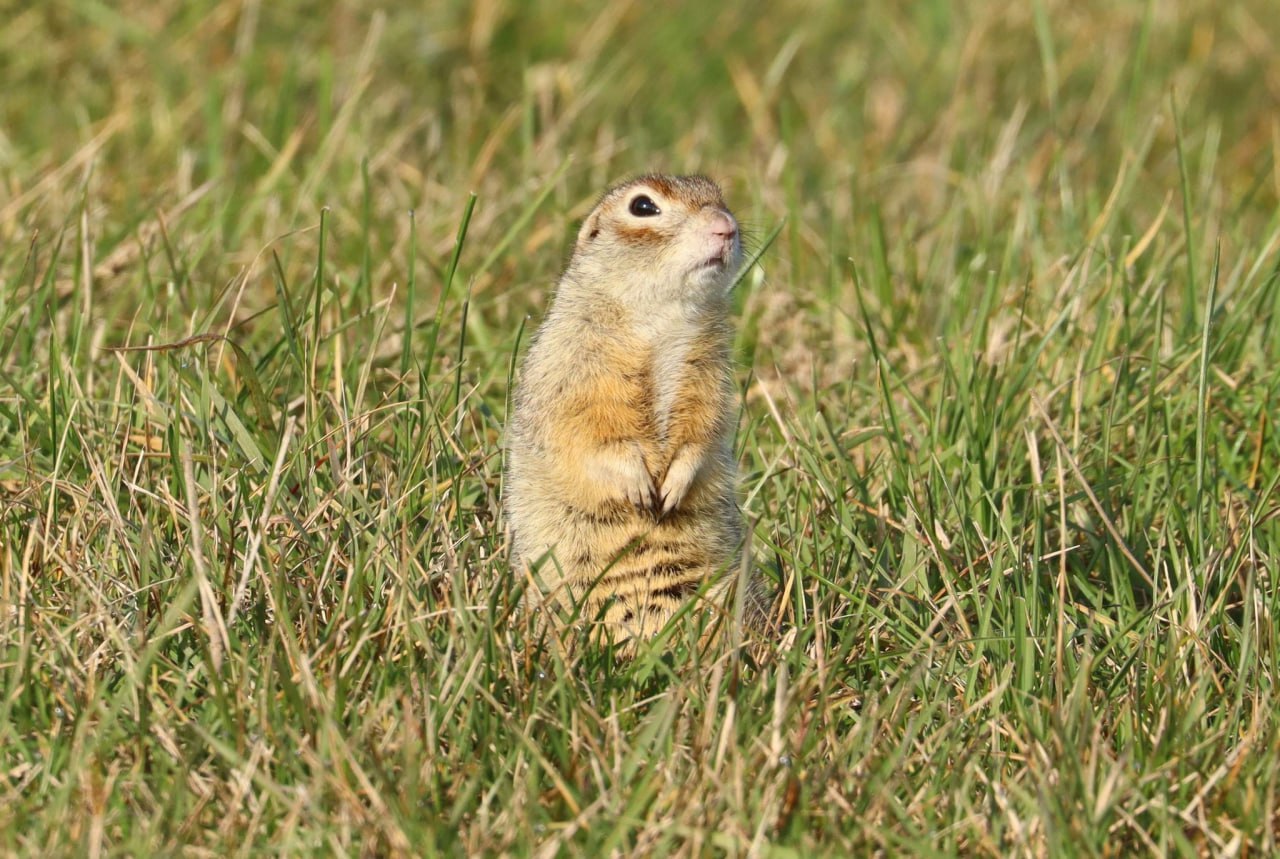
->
left=534, top=487, right=739, bottom=607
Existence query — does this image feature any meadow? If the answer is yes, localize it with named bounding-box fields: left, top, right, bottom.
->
left=2, top=1, right=1279, bottom=855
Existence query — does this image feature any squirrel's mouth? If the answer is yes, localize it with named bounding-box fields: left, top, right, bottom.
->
left=702, top=245, right=737, bottom=270
left=689, top=256, right=730, bottom=280
left=691, top=238, right=740, bottom=278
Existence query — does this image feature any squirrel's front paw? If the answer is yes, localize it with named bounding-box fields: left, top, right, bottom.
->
left=589, top=446, right=658, bottom=515
left=658, top=448, right=702, bottom=517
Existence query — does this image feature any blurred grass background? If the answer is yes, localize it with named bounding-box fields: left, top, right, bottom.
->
left=3, top=0, right=1280, bottom=855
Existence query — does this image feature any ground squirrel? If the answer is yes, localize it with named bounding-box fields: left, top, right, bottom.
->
left=505, top=174, right=768, bottom=650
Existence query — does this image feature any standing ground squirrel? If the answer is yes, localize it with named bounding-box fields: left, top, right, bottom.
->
left=505, top=174, right=769, bottom=650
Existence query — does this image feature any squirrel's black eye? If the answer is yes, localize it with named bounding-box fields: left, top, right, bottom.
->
left=628, top=195, right=660, bottom=217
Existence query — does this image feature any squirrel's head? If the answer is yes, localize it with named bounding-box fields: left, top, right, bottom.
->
left=565, top=174, right=743, bottom=308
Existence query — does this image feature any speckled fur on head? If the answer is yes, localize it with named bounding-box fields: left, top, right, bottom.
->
left=504, top=174, right=770, bottom=654
left=564, top=175, right=745, bottom=313
left=591, top=174, right=728, bottom=215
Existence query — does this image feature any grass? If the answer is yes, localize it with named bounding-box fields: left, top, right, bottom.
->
left=2, top=0, right=1279, bottom=854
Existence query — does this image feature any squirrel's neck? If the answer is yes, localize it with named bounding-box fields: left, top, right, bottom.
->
left=553, top=282, right=727, bottom=339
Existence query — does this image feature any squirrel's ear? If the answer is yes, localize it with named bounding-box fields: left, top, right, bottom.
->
left=576, top=211, right=602, bottom=247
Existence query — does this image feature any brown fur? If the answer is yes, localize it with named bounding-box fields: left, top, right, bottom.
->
left=504, top=175, right=769, bottom=651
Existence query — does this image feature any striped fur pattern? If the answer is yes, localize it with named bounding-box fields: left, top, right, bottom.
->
left=505, top=175, right=767, bottom=649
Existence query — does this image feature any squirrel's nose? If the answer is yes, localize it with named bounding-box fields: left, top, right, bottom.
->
left=709, top=210, right=738, bottom=240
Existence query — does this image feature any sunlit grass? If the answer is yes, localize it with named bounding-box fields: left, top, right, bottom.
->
left=2, top=1, right=1279, bottom=854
